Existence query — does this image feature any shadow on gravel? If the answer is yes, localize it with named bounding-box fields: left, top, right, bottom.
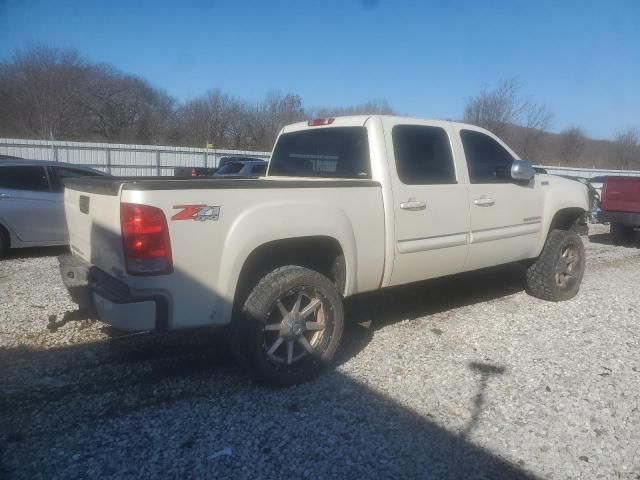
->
left=0, top=339, right=531, bottom=479
left=2, top=245, right=69, bottom=260
left=588, top=232, right=639, bottom=247
left=338, top=263, right=527, bottom=364
left=0, top=262, right=534, bottom=479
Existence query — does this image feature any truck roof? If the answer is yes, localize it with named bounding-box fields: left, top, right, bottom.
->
left=281, top=115, right=479, bottom=134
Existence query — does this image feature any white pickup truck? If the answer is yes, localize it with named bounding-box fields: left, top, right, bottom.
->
left=60, top=115, right=589, bottom=386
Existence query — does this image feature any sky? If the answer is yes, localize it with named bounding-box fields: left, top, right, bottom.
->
left=0, top=0, right=638, bottom=140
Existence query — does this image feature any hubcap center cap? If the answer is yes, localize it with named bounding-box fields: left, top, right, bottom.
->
left=281, top=313, right=305, bottom=339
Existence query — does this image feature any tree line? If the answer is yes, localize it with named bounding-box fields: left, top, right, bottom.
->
left=0, top=47, right=638, bottom=169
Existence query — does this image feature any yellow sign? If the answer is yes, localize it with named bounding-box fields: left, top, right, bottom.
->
left=206, top=143, right=214, bottom=149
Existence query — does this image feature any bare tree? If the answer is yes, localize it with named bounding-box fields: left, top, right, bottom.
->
left=558, top=126, right=587, bottom=166
left=463, top=78, right=523, bottom=138
left=0, top=46, right=89, bottom=139
left=463, top=78, right=552, bottom=161
left=614, top=127, right=640, bottom=170
left=308, top=99, right=395, bottom=118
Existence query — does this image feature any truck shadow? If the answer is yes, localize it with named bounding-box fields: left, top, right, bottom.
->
left=0, top=334, right=527, bottom=479
left=338, top=263, right=527, bottom=364
left=588, top=232, right=639, bottom=247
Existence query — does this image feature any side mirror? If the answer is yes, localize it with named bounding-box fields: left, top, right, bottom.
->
left=511, top=160, right=535, bottom=182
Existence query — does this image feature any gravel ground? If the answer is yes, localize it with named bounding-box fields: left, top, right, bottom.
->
left=1, top=225, right=639, bottom=479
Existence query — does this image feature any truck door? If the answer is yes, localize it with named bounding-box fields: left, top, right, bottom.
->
left=457, top=128, right=543, bottom=269
left=387, top=122, right=470, bottom=286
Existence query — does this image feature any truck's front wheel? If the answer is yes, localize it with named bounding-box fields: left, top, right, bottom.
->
left=526, top=229, right=586, bottom=301
left=232, top=266, right=344, bottom=387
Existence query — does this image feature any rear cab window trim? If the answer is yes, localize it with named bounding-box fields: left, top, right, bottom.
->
left=268, top=126, right=372, bottom=179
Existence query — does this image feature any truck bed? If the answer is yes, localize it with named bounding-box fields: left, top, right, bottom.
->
left=601, top=176, right=640, bottom=214
left=62, top=175, right=385, bottom=330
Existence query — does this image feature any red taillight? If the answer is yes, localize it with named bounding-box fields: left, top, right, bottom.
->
left=121, top=203, right=172, bottom=275
left=308, top=118, right=335, bottom=127
left=191, top=168, right=197, bottom=177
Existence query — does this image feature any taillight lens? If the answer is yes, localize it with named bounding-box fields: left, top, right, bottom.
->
left=121, top=203, right=172, bottom=275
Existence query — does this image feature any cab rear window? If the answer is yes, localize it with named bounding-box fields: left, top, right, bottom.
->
left=268, top=127, right=371, bottom=179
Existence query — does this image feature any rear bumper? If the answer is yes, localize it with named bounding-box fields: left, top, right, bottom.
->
left=600, top=211, right=640, bottom=228
left=58, top=254, right=169, bottom=331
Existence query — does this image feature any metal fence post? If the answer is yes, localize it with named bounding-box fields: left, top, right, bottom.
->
left=156, top=150, right=161, bottom=176
left=106, top=147, right=112, bottom=174
left=53, top=144, right=59, bottom=162
left=204, top=151, right=208, bottom=168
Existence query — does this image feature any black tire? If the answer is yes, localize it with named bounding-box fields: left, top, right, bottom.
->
left=610, top=223, right=636, bottom=245
left=0, top=227, right=9, bottom=258
left=231, top=265, right=344, bottom=387
left=526, top=229, right=585, bottom=301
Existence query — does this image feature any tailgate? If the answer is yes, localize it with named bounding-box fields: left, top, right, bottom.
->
left=602, top=177, right=640, bottom=213
left=64, top=183, right=126, bottom=276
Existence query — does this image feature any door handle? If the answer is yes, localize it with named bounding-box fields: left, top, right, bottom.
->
left=0, top=193, right=9, bottom=200
left=474, top=197, right=495, bottom=207
left=400, top=200, right=426, bottom=211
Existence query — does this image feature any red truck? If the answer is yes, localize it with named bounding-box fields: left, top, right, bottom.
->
left=600, top=176, right=640, bottom=244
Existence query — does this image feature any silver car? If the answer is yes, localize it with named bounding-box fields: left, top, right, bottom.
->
left=0, top=157, right=107, bottom=256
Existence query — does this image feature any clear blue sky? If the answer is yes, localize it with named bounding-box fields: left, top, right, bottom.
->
left=0, top=0, right=638, bottom=140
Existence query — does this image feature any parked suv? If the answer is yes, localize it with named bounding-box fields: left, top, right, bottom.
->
left=0, top=159, right=107, bottom=256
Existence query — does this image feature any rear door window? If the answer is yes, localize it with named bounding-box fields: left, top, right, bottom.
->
left=269, top=127, right=371, bottom=178
left=392, top=125, right=456, bottom=184
left=0, top=166, right=50, bottom=191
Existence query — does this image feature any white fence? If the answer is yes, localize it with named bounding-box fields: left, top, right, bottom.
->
left=2, top=137, right=640, bottom=179
left=0, top=138, right=270, bottom=176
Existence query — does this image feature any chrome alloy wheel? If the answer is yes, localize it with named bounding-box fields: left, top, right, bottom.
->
left=262, top=289, right=326, bottom=366
left=555, top=243, right=580, bottom=287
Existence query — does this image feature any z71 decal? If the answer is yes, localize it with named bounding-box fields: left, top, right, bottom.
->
left=172, top=205, right=220, bottom=221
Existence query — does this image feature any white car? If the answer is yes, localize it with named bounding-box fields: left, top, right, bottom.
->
left=60, top=115, right=589, bottom=386
left=0, top=158, right=107, bottom=256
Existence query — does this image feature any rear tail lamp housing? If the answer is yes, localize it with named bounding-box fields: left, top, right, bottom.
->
left=121, top=203, right=173, bottom=275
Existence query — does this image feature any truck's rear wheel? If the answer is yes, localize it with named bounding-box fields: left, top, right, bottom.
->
left=610, top=223, right=636, bottom=245
left=232, top=265, right=344, bottom=387
left=526, top=229, right=585, bottom=301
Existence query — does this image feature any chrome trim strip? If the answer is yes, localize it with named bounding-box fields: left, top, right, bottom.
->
left=397, top=232, right=468, bottom=254
left=470, top=221, right=541, bottom=244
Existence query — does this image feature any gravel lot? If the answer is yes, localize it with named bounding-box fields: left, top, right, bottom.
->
left=1, top=225, right=639, bottom=479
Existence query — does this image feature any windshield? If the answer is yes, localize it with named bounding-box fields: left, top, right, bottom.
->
left=268, top=127, right=370, bottom=178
